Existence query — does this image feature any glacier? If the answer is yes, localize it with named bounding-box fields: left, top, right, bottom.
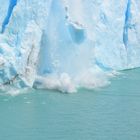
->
left=0, top=0, right=140, bottom=93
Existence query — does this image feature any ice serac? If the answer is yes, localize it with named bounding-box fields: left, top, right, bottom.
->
left=1, top=0, right=17, bottom=33
left=123, top=0, right=131, bottom=49
left=0, top=0, right=140, bottom=92
left=0, top=0, right=9, bottom=32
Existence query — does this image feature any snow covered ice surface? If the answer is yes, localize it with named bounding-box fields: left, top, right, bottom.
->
left=0, top=0, right=140, bottom=93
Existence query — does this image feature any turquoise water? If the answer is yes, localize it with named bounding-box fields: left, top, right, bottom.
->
left=0, top=69, right=140, bottom=140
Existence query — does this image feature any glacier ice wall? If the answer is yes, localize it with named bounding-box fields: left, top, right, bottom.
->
left=0, top=0, right=140, bottom=92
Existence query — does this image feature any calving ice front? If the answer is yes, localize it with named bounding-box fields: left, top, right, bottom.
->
left=0, top=0, right=140, bottom=93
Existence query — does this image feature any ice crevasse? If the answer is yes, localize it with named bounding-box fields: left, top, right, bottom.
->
left=0, top=0, right=140, bottom=93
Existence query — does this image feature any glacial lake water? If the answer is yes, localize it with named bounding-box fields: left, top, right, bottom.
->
left=0, top=68, right=140, bottom=140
